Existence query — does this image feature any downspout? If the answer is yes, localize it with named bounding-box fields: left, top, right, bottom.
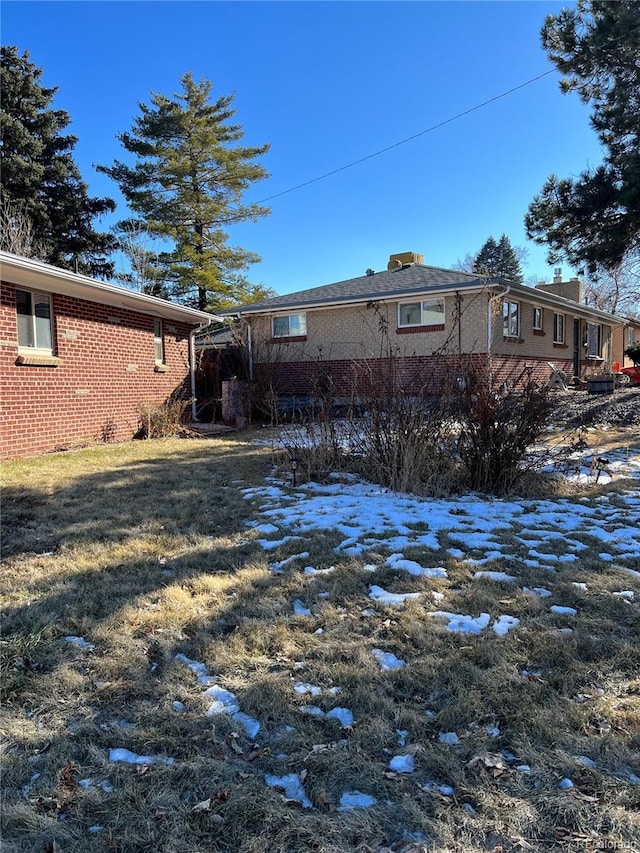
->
left=246, top=317, right=254, bottom=381
left=487, top=285, right=510, bottom=390
left=190, top=317, right=215, bottom=422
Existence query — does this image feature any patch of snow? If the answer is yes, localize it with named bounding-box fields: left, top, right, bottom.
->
left=389, top=754, right=415, bottom=773
left=550, top=605, right=577, bottom=616
left=304, top=565, right=336, bottom=576
left=326, top=707, right=354, bottom=728
left=293, top=599, right=311, bottom=616
left=473, top=571, right=517, bottom=582
left=336, top=790, right=378, bottom=811
left=613, top=590, right=635, bottom=600
left=108, top=748, right=174, bottom=766
left=386, top=553, right=447, bottom=578
left=429, top=611, right=491, bottom=634
left=571, top=582, right=588, bottom=591
left=372, top=648, right=405, bottom=671
left=265, top=773, right=312, bottom=809
left=522, top=587, right=552, bottom=597
left=294, top=681, right=322, bottom=697
left=438, top=731, right=459, bottom=745
left=175, top=653, right=215, bottom=684
left=64, top=636, right=95, bottom=650
left=271, top=552, right=310, bottom=573
left=485, top=725, right=500, bottom=737
left=493, top=615, right=520, bottom=636
left=369, top=585, right=421, bottom=606
left=204, top=685, right=240, bottom=716
left=232, top=711, right=261, bottom=739
left=559, top=777, right=574, bottom=790
left=172, top=701, right=186, bottom=713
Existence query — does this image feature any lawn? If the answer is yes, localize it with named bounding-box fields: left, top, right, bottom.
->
left=1, top=432, right=639, bottom=853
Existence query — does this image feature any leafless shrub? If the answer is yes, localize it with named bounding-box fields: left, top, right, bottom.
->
left=137, top=398, right=191, bottom=439
left=454, top=366, right=553, bottom=494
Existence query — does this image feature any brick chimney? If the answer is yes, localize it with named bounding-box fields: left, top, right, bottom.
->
left=387, top=251, right=424, bottom=270
left=536, top=274, right=583, bottom=304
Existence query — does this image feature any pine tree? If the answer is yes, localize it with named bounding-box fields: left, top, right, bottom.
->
left=0, top=47, right=116, bottom=276
left=525, top=1, right=640, bottom=272
left=473, top=234, right=523, bottom=282
left=99, top=73, right=270, bottom=311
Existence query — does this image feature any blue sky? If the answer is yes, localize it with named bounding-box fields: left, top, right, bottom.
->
left=3, top=1, right=603, bottom=295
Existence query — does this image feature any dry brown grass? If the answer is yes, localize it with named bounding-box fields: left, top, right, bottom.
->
left=1, top=434, right=639, bottom=853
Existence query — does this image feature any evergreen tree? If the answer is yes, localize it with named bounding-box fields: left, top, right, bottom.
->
left=473, top=234, right=524, bottom=282
left=99, top=73, right=270, bottom=311
left=0, top=46, right=116, bottom=276
left=525, top=1, right=640, bottom=272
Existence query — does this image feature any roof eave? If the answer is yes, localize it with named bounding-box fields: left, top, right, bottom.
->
left=0, top=251, right=219, bottom=325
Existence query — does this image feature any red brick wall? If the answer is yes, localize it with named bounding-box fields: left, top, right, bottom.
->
left=1, top=281, right=196, bottom=459
left=255, top=352, right=571, bottom=400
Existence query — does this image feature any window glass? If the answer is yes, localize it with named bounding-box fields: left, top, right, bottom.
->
left=16, top=290, right=34, bottom=347
left=398, top=300, right=444, bottom=326
left=503, top=301, right=519, bottom=337
left=289, top=313, right=306, bottom=336
left=399, top=303, right=422, bottom=326
left=16, top=289, right=52, bottom=351
left=34, top=295, right=52, bottom=350
left=553, top=313, right=565, bottom=343
left=586, top=322, right=601, bottom=357
left=272, top=313, right=307, bottom=337
left=153, top=318, right=164, bottom=362
left=533, top=307, right=543, bottom=330
left=422, top=299, right=445, bottom=325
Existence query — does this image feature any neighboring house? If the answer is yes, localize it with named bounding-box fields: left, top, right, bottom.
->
left=612, top=319, right=640, bottom=368
left=1, top=251, right=216, bottom=459
left=222, top=252, right=626, bottom=400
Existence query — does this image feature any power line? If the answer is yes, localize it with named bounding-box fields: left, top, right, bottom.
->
left=255, top=68, right=556, bottom=205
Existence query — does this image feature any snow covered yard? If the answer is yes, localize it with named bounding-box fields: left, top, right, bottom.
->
left=1, top=433, right=639, bottom=852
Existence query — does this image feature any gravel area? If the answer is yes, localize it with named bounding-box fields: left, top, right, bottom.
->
left=548, top=386, right=640, bottom=429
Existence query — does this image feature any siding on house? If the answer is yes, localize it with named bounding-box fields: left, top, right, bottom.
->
left=249, top=292, right=617, bottom=397
left=1, top=280, right=196, bottom=459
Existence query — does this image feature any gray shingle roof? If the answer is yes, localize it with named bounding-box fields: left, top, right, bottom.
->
left=222, top=264, right=486, bottom=314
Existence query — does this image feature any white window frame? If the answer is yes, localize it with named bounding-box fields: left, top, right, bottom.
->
left=271, top=312, right=307, bottom=338
left=586, top=322, right=602, bottom=358
left=533, top=306, right=543, bottom=331
left=553, top=313, right=565, bottom=344
left=502, top=300, right=520, bottom=337
left=153, top=318, right=165, bottom=364
left=16, top=288, right=53, bottom=353
left=397, top=298, right=445, bottom=328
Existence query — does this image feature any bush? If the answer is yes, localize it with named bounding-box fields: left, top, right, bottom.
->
left=624, top=342, right=640, bottom=366
left=454, top=368, right=553, bottom=494
left=137, top=399, right=190, bottom=439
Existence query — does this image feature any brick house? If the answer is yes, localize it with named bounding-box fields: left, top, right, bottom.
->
left=1, top=251, right=217, bottom=459
left=222, top=252, right=625, bottom=401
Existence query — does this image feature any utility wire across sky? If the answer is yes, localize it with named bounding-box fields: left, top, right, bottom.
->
left=255, top=68, right=557, bottom=206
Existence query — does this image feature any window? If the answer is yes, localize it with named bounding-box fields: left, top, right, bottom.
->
left=553, top=313, right=565, bottom=344
left=502, top=301, right=520, bottom=337
left=153, top=318, right=164, bottom=363
left=586, top=322, right=602, bottom=358
left=627, top=327, right=635, bottom=347
left=533, top=306, right=543, bottom=331
left=398, top=298, right=445, bottom=327
left=16, top=289, right=53, bottom=351
left=272, top=313, right=307, bottom=338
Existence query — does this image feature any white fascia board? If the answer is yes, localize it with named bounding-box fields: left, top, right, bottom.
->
left=509, top=283, right=625, bottom=325
left=0, top=251, right=219, bottom=325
